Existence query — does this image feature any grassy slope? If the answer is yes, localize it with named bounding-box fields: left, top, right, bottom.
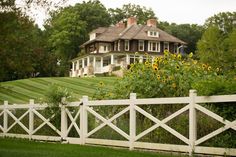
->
left=0, top=77, right=117, bottom=104
left=0, top=138, right=180, bottom=157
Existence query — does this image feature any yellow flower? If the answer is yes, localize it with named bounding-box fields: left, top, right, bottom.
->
left=189, top=52, right=193, bottom=58
left=154, top=57, right=159, bottom=63
left=216, top=67, right=220, bottom=72
left=99, top=81, right=104, bottom=87
left=202, top=64, right=206, bottom=69
left=193, top=60, right=198, bottom=64
left=157, top=75, right=161, bottom=80
left=208, top=66, right=211, bottom=71
left=177, top=54, right=181, bottom=59
left=145, top=52, right=148, bottom=56
left=176, top=65, right=180, bottom=70
left=164, top=50, right=169, bottom=56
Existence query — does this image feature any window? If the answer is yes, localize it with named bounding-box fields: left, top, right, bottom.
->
left=164, top=42, right=169, bottom=51
left=125, top=40, right=129, bottom=51
left=139, top=40, right=144, bottom=51
left=174, top=43, right=178, bottom=53
left=114, top=41, right=117, bottom=51
left=118, top=40, right=121, bottom=51
left=148, top=41, right=160, bottom=52
left=148, top=31, right=159, bottom=37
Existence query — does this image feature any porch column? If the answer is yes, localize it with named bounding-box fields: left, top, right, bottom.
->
left=93, top=56, right=96, bottom=69
left=76, top=60, right=79, bottom=70
left=72, top=62, right=75, bottom=71
left=111, top=54, right=114, bottom=64
left=82, top=58, right=85, bottom=68
left=101, top=57, right=103, bottom=72
left=87, top=57, right=90, bottom=65
left=126, top=54, right=130, bottom=64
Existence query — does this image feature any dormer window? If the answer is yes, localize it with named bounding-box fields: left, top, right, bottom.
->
left=89, top=33, right=96, bottom=40
left=148, top=31, right=159, bottom=37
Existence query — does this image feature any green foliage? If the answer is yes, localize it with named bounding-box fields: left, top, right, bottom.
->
left=109, top=3, right=156, bottom=24
left=0, top=10, right=57, bottom=81
left=159, top=22, right=204, bottom=53
left=204, top=12, right=236, bottom=34
left=94, top=51, right=218, bottom=99
left=197, top=26, right=236, bottom=73
left=47, top=0, right=111, bottom=75
left=0, top=138, right=178, bottom=157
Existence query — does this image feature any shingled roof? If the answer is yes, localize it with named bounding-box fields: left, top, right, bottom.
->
left=81, top=20, right=186, bottom=47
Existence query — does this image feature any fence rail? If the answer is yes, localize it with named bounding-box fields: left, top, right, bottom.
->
left=0, top=90, right=236, bottom=156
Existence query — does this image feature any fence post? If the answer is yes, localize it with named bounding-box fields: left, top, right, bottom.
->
left=129, top=93, right=136, bottom=150
left=189, top=90, right=197, bottom=156
left=60, top=98, right=68, bottom=141
left=29, top=99, right=34, bottom=140
left=3, top=101, right=8, bottom=136
left=80, top=96, right=88, bottom=145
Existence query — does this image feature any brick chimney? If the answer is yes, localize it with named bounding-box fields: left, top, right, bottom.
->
left=147, top=19, right=157, bottom=27
left=116, top=21, right=125, bottom=29
left=127, top=17, right=137, bottom=27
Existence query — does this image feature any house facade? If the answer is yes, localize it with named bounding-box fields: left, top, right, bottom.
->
left=70, top=17, right=186, bottom=77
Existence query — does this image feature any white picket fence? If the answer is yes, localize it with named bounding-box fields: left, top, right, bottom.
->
left=0, top=90, right=236, bottom=156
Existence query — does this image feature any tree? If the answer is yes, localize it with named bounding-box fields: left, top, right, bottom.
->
left=47, top=0, right=111, bottom=76
left=197, top=26, right=224, bottom=66
left=196, top=26, right=235, bottom=72
left=159, top=22, right=204, bottom=53
left=109, top=3, right=156, bottom=24
left=205, top=12, right=236, bottom=34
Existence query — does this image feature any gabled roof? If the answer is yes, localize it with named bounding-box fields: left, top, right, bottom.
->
left=82, top=24, right=186, bottom=47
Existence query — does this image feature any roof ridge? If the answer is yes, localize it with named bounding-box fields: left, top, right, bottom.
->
left=118, top=25, right=134, bottom=38
left=131, top=25, right=146, bottom=39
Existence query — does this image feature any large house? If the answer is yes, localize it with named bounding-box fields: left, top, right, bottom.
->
left=70, top=17, right=186, bottom=77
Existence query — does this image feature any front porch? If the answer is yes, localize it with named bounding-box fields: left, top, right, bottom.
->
left=70, top=53, right=156, bottom=77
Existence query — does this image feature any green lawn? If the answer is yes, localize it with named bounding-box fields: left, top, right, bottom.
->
left=0, top=77, right=117, bottom=104
left=0, top=138, right=182, bottom=157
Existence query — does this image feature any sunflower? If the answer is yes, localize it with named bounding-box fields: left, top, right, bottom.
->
left=202, top=64, right=206, bottom=69
left=177, top=54, right=181, bottom=59
left=176, top=65, right=180, bottom=70
left=99, top=82, right=104, bottom=87
left=157, top=75, right=161, bottom=80
left=153, top=66, right=158, bottom=71
left=208, top=66, right=212, bottom=71
left=189, top=52, right=193, bottom=58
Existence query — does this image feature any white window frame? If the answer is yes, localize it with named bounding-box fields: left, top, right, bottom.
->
left=118, top=40, right=121, bottom=51
left=164, top=42, right=169, bottom=51
left=124, top=40, right=129, bottom=51
left=138, top=40, right=144, bottom=51
left=174, top=43, right=178, bottom=53
left=148, top=41, right=160, bottom=52
left=148, top=31, right=159, bottom=37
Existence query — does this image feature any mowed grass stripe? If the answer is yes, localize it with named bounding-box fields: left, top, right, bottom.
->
left=62, top=77, right=115, bottom=90
left=0, top=77, right=116, bottom=104
left=4, top=84, right=44, bottom=99
left=0, top=92, right=26, bottom=104
left=43, top=78, right=96, bottom=95
left=0, top=87, right=31, bottom=102
left=53, top=78, right=99, bottom=90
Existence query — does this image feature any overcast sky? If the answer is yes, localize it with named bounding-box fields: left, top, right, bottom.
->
left=34, top=0, right=236, bottom=28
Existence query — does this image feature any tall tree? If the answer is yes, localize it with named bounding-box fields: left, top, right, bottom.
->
left=47, top=0, right=111, bottom=76
left=205, top=12, right=236, bottom=34
left=109, top=3, right=156, bottom=24
left=159, top=22, right=204, bottom=53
